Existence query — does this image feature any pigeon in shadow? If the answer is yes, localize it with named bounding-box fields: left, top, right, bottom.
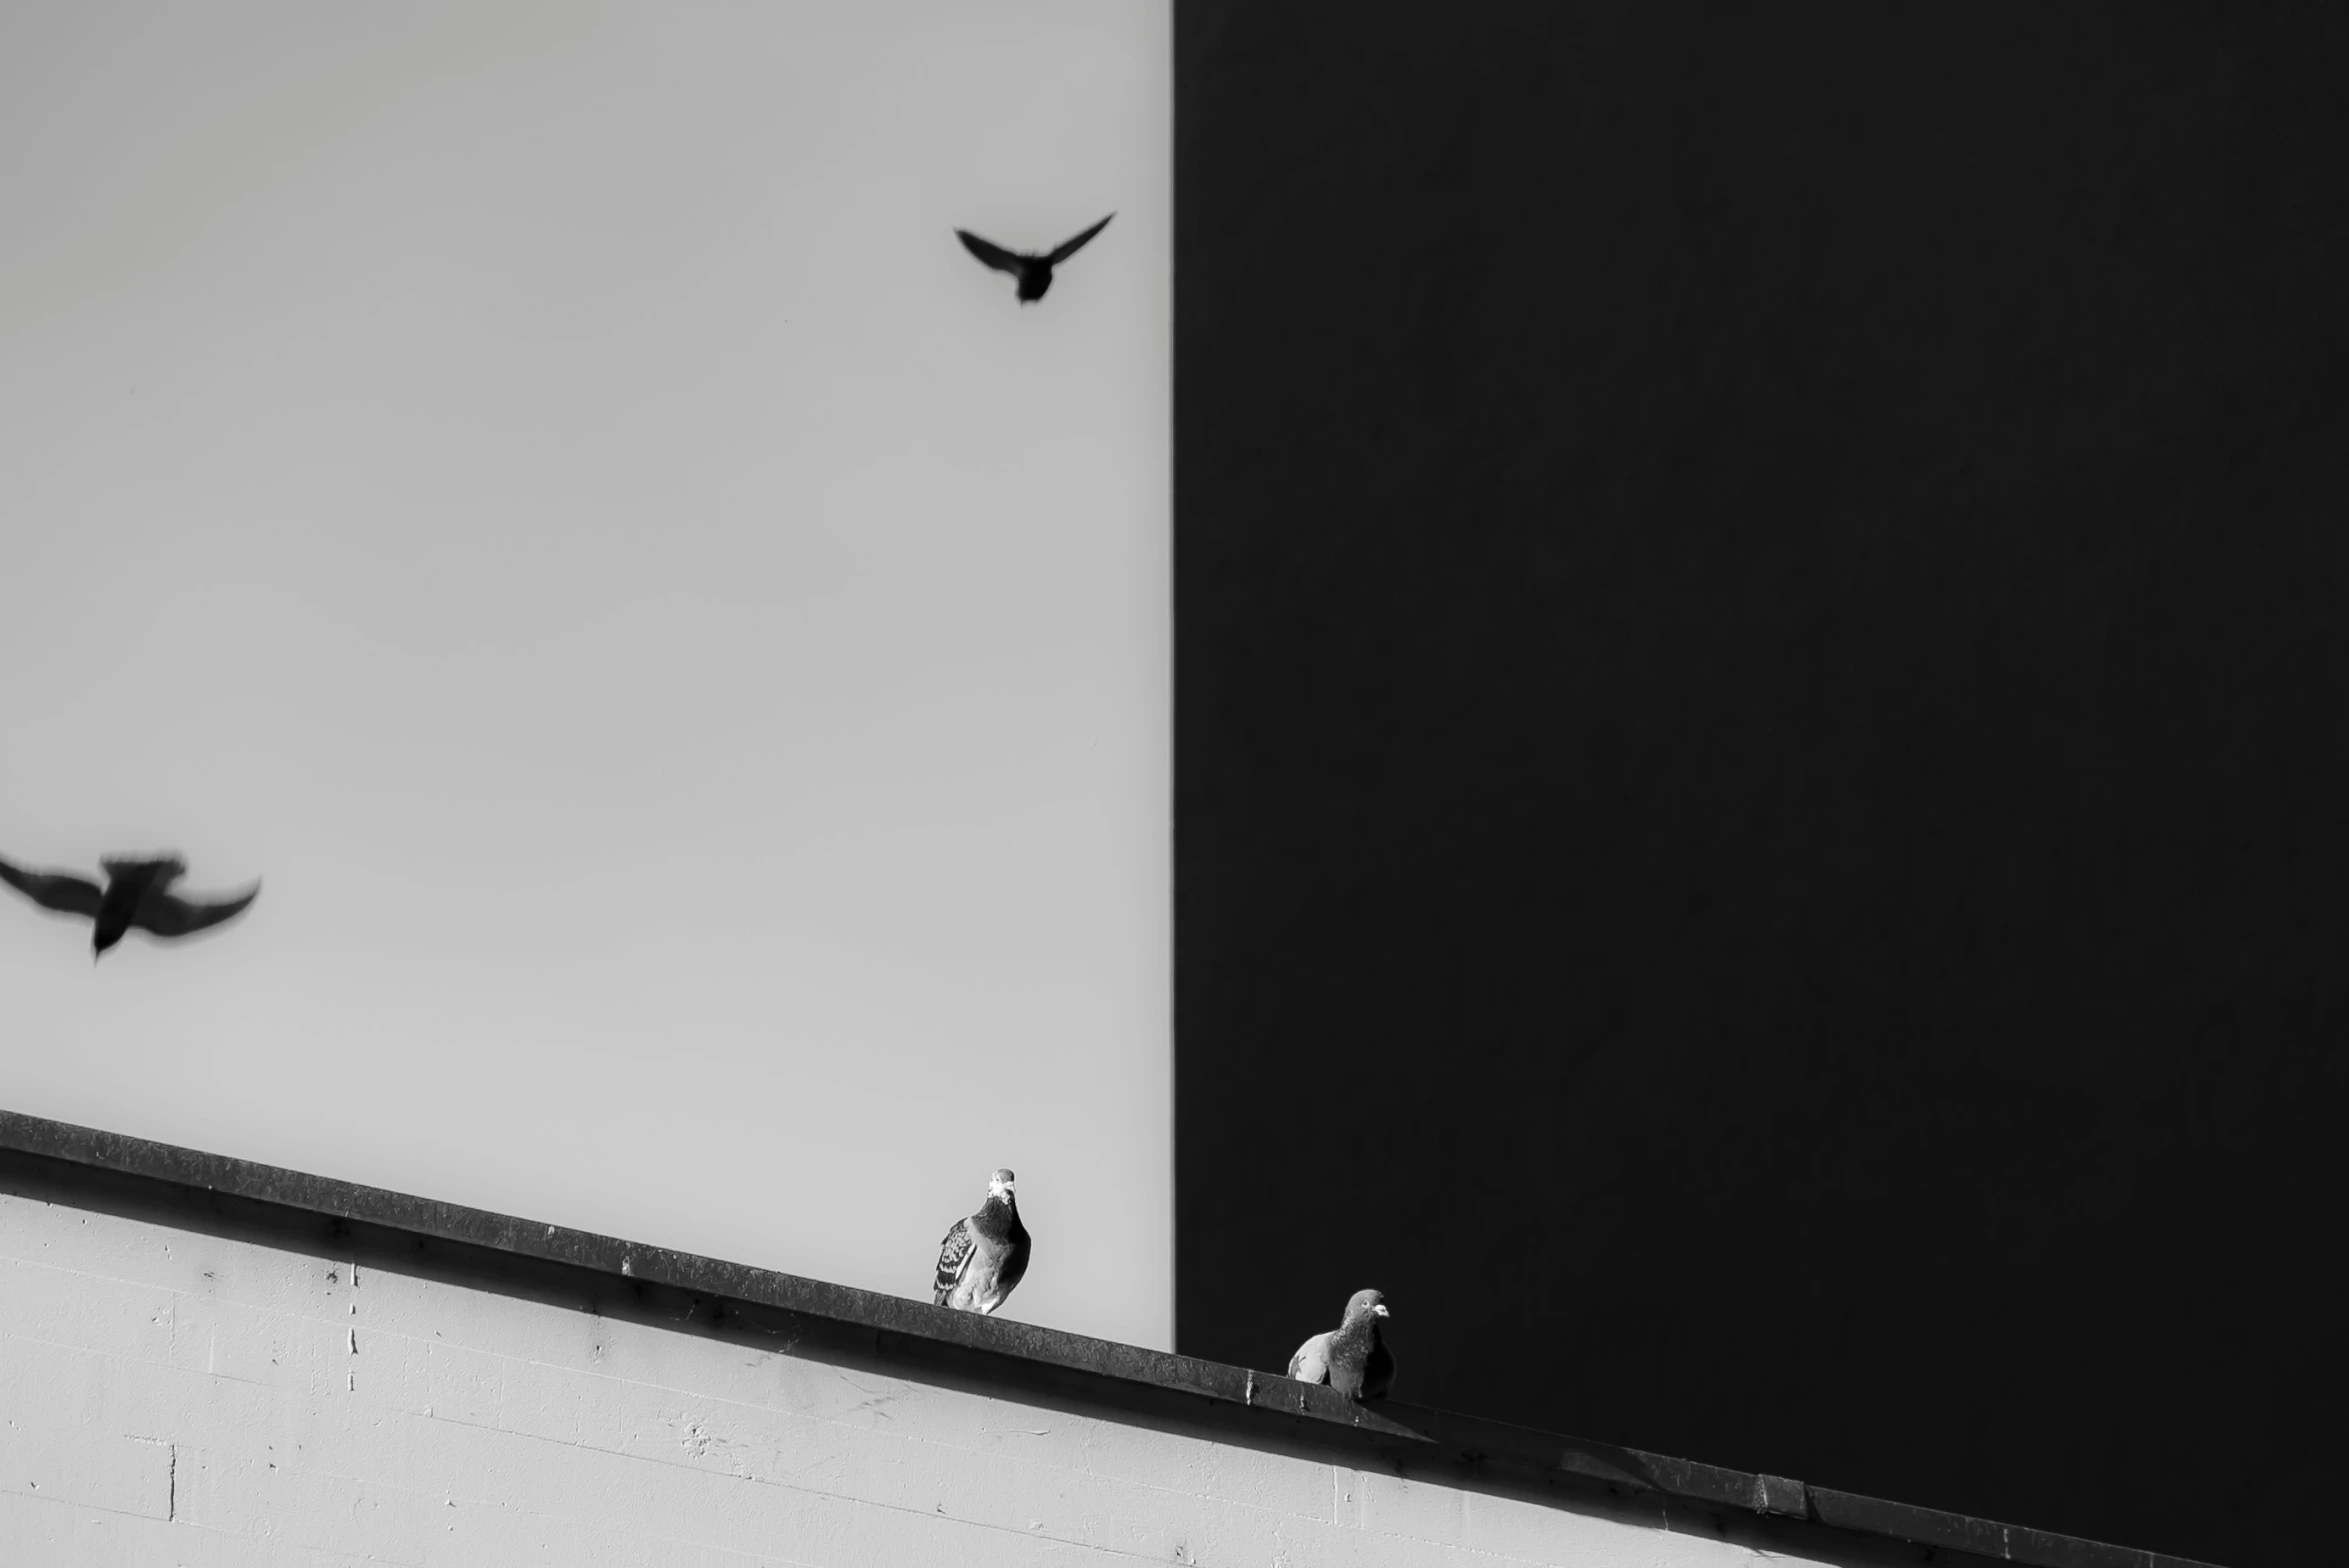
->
left=932, top=1167, right=1031, bottom=1314
left=1287, top=1288, right=1393, bottom=1400
left=0, top=851, right=261, bottom=961
left=955, top=214, right=1114, bottom=305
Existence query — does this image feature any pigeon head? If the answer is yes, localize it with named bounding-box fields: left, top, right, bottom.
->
left=987, top=1168, right=1017, bottom=1201
left=1345, top=1289, right=1388, bottom=1322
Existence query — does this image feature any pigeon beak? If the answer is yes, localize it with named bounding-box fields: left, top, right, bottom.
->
left=1374, top=1305, right=1390, bottom=1317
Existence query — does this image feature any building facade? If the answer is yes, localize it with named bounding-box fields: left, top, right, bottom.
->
left=1172, top=7, right=2345, bottom=1565
left=2, top=1111, right=2216, bottom=1567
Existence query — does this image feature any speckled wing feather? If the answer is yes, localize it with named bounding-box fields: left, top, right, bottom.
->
left=0, top=855, right=104, bottom=918
left=932, top=1217, right=976, bottom=1305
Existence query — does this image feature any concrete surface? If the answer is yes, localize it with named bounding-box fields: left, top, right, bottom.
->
left=2, top=1184, right=1842, bottom=1567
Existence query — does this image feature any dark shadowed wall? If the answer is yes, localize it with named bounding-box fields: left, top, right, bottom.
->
left=1173, top=5, right=2349, bottom=1565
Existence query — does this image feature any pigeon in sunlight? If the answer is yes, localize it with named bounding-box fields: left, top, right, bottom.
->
left=0, top=851, right=262, bottom=961
left=1286, top=1288, right=1394, bottom=1401
left=932, top=1167, right=1031, bottom=1315
left=955, top=214, right=1114, bottom=305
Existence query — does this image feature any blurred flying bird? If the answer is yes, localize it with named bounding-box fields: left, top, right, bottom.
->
left=0, top=852, right=261, bottom=960
left=1286, top=1288, right=1393, bottom=1400
left=955, top=214, right=1114, bottom=305
left=933, top=1167, right=1031, bottom=1314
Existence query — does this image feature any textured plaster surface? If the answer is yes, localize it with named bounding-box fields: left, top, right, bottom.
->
left=1, top=1188, right=1834, bottom=1566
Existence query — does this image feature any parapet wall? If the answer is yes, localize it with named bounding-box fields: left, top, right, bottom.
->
left=0, top=1111, right=2219, bottom=1567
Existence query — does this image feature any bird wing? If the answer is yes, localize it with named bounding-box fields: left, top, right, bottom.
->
left=932, top=1217, right=976, bottom=1304
left=1044, top=213, right=1114, bottom=266
left=955, top=230, right=1027, bottom=276
left=0, top=855, right=104, bottom=918
left=1286, top=1330, right=1332, bottom=1384
left=133, top=881, right=261, bottom=938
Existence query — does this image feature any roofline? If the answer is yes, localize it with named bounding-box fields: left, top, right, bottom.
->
left=0, top=1108, right=2221, bottom=1568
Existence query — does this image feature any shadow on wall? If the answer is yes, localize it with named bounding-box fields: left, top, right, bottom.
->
left=1175, top=5, right=2349, bottom=1567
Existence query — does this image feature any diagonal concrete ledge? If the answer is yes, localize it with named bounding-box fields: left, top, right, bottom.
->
left=0, top=1106, right=2225, bottom=1568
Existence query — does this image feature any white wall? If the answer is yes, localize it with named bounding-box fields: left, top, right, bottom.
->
left=0, top=0, right=1172, bottom=1354
left=0, top=1189, right=1834, bottom=1567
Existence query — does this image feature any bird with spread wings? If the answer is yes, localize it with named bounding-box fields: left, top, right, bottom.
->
left=0, top=851, right=261, bottom=960
left=955, top=214, right=1114, bottom=305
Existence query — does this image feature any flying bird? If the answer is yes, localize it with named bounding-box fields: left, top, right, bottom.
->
left=955, top=214, right=1114, bottom=305
left=0, top=852, right=261, bottom=960
left=932, top=1167, right=1031, bottom=1314
left=1286, top=1288, right=1393, bottom=1400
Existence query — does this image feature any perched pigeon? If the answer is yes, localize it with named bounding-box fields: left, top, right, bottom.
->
left=932, top=1167, right=1031, bottom=1314
left=955, top=214, right=1114, bottom=305
left=0, top=852, right=261, bottom=960
left=1287, top=1288, right=1393, bottom=1400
